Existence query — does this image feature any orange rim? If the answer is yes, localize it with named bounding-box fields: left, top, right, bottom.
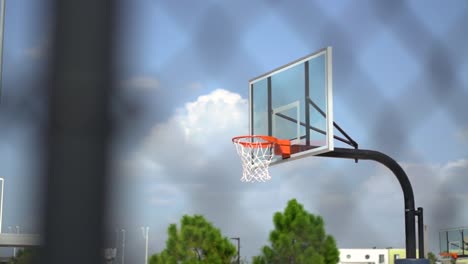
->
left=232, top=135, right=291, bottom=158
left=232, top=135, right=279, bottom=148
left=440, top=252, right=458, bottom=259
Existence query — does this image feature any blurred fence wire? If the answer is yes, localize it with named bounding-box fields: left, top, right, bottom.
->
left=28, top=0, right=468, bottom=263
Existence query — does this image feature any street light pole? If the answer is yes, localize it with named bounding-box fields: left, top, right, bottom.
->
left=0, top=178, right=4, bottom=234
left=230, top=237, right=240, bottom=264
left=14, top=226, right=19, bottom=257
left=0, top=0, right=6, bottom=100
left=121, top=229, right=125, bottom=264
left=141, top=227, right=149, bottom=264
left=115, top=229, right=119, bottom=252
left=114, top=229, right=119, bottom=264
left=8, top=226, right=15, bottom=257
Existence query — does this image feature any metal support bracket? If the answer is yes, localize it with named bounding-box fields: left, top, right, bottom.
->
left=318, top=147, right=421, bottom=259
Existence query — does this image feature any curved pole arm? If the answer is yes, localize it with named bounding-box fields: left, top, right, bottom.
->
left=317, top=147, right=417, bottom=259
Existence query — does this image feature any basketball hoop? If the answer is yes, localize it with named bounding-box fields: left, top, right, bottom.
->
left=232, top=135, right=290, bottom=182
left=440, top=252, right=458, bottom=260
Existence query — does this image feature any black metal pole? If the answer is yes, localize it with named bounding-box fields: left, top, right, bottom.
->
left=462, top=229, right=465, bottom=256
left=417, top=207, right=425, bottom=258
left=317, top=147, right=417, bottom=259
left=446, top=230, right=449, bottom=254
left=237, top=238, right=240, bottom=264
left=231, top=237, right=240, bottom=264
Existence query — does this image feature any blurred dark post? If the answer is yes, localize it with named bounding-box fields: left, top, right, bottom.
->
left=41, top=0, right=115, bottom=263
left=230, top=237, right=240, bottom=264
left=416, top=207, right=424, bottom=258
left=0, top=0, right=5, bottom=100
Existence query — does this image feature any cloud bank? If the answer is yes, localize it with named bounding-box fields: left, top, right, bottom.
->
left=115, top=89, right=468, bottom=261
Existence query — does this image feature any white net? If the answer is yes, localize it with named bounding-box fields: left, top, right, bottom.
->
left=233, top=136, right=276, bottom=182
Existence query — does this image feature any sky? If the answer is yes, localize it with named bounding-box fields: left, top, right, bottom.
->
left=0, top=0, right=467, bottom=263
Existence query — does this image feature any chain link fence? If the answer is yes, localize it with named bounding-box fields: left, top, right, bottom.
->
left=0, top=0, right=466, bottom=263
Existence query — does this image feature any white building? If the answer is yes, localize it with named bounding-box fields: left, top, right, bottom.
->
left=339, top=248, right=388, bottom=264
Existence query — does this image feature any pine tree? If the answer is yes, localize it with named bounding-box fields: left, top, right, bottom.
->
left=150, top=214, right=236, bottom=264
left=253, top=199, right=339, bottom=264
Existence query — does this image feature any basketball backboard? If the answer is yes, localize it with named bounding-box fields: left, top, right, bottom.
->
left=249, top=47, right=334, bottom=165
left=439, top=227, right=468, bottom=258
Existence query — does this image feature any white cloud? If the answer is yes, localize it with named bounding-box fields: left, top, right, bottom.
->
left=455, top=127, right=468, bottom=143
left=25, top=44, right=48, bottom=59
left=147, top=184, right=181, bottom=206
left=122, top=89, right=266, bottom=257
left=118, top=151, right=164, bottom=179
left=356, top=158, right=468, bottom=250
left=189, top=82, right=202, bottom=90
left=438, top=159, right=468, bottom=184
left=24, top=36, right=51, bottom=59
left=129, top=88, right=248, bottom=186
left=119, top=87, right=468, bottom=258
left=121, top=76, right=160, bottom=90
left=443, top=158, right=468, bottom=168
left=25, top=47, right=43, bottom=59
left=177, top=89, right=247, bottom=145
left=129, top=88, right=247, bottom=166
left=149, top=197, right=175, bottom=206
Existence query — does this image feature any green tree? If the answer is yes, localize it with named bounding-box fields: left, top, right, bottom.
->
left=253, top=199, right=340, bottom=264
left=8, top=248, right=38, bottom=264
left=427, top=252, right=438, bottom=264
left=150, top=214, right=237, bottom=264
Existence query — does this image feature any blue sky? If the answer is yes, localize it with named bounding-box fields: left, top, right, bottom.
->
left=0, top=0, right=467, bottom=262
